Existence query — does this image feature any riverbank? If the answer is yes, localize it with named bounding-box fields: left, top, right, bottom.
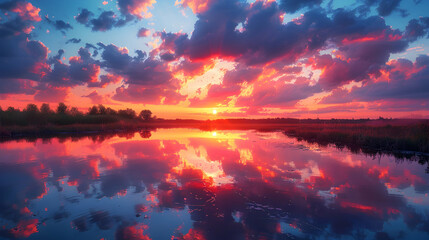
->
left=1, top=118, right=428, bottom=161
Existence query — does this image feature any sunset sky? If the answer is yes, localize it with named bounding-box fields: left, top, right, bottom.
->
left=0, top=0, right=428, bottom=119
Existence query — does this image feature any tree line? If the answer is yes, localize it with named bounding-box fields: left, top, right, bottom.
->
left=0, top=103, right=153, bottom=126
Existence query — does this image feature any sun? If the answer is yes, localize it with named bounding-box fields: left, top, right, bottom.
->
left=212, top=109, right=217, bottom=115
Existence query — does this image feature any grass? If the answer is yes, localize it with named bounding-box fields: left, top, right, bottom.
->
left=282, top=122, right=429, bottom=160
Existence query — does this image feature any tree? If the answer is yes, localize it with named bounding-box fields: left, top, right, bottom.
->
left=88, top=105, right=99, bottom=115
left=106, top=107, right=117, bottom=115
left=69, top=107, right=82, bottom=116
left=25, top=104, right=39, bottom=114
left=139, top=109, right=152, bottom=121
left=40, top=103, right=53, bottom=114
left=118, top=108, right=136, bottom=119
left=6, top=107, right=18, bottom=113
left=57, top=102, right=68, bottom=114
left=98, top=104, right=107, bottom=115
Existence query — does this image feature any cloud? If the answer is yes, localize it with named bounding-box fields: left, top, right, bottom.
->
left=158, top=0, right=417, bottom=108
left=75, top=8, right=93, bottom=24
left=66, top=38, right=82, bottom=44
left=43, top=48, right=100, bottom=87
left=75, top=9, right=133, bottom=31
left=117, top=0, right=156, bottom=19
left=320, top=55, right=429, bottom=105
left=113, top=84, right=185, bottom=104
left=82, top=90, right=103, bottom=104
left=360, top=0, right=403, bottom=17
left=222, top=64, right=262, bottom=86
left=45, top=16, right=73, bottom=34
left=0, top=0, right=41, bottom=22
left=188, top=64, right=263, bottom=107
left=172, top=58, right=214, bottom=77
left=236, top=77, right=321, bottom=108
left=189, top=84, right=241, bottom=107
left=0, top=1, right=42, bottom=36
left=97, top=44, right=185, bottom=104
left=377, top=0, right=402, bottom=16
left=0, top=79, right=35, bottom=96
left=279, top=0, right=323, bottom=13
left=164, top=0, right=406, bottom=70
left=404, top=17, right=429, bottom=42
left=34, top=85, right=69, bottom=102
left=175, top=0, right=216, bottom=14
left=0, top=34, right=49, bottom=81
left=115, top=224, right=151, bottom=240
left=137, top=27, right=150, bottom=37
left=87, top=74, right=122, bottom=88
left=89, top=11, right=129, bottom=32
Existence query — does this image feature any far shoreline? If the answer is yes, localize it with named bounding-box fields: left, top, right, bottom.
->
left=1, top=118, right=428, bottom=164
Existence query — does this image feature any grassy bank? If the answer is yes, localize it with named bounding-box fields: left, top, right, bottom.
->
left=1, top=105, right=428, bottom=162
left=282, top=122, right=429, bottom=159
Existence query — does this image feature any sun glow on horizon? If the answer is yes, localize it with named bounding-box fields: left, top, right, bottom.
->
left=212, top=109, right=217, bottom=115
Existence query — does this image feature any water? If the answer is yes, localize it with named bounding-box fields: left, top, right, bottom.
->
left=0, top=129, right=428, bottom=240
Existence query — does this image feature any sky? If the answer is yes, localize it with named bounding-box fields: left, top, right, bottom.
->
left=0, top=0, right=428, bottom=119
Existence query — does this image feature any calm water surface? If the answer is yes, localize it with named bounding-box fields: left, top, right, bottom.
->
left=0, top=129, right=428, bottom=240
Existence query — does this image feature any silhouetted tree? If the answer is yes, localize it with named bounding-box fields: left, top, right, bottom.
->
left=6, top=107, right=18, bottom=113
left=25, top=104, right=39, bottom=114
left=139, top=109, right=152, bottom=121
left=69, top=107, right=82, bottom=116
left=106, top=107, right=117, bottom=115
left=88, top=105, right=99, bottom=115
left=57, top=102, right=68, bottom=114
left=118, top=108, right=136, bottom=119
left=98, top=104, right=107, bottom=115
left=40, top=103, right=54, bottom=114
